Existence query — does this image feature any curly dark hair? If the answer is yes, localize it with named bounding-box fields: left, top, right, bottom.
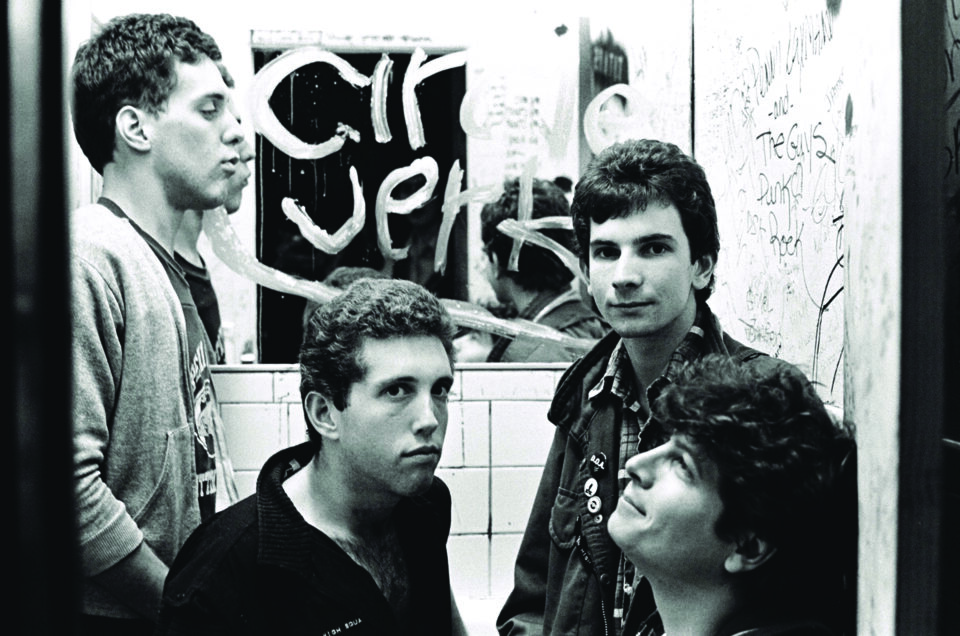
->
left=653, top=354, right=856, bottom=630
left=299, top=278, right=457, bottom=445
left=71, top=13, right=223, bottom=174
left=481, top=178, right=577, bottom=292
left=571, top=139, right=720, bottom=302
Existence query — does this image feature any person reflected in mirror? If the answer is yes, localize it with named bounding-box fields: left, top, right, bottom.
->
left=609, top=354, right=856, bottom=636
left=157, top=279, right=468, bottom=636
left=174, top=62, right=255, bottom=365
left=481, top=177, right=608, bottom=363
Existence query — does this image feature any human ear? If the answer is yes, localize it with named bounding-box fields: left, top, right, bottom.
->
left=304, top=391, right=340, bottom=441
left=691, top=254, right=716, bottom=290
left=724, top=534, right=777, bottom=573
left=115, top=105, right=151, bottom=152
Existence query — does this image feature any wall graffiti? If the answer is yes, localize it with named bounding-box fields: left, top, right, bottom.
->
left=207, top=43, right=628, bottom=355
left=697, top=1, right=848, bottom=403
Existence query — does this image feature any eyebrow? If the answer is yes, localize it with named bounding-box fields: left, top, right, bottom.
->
left=589, top=233, right=678, bottom=248
left=372, top=373, right=454, bottom=390
left=194, top=92, right=228, bottom=105
left=672, top=437, right=706, bottom=478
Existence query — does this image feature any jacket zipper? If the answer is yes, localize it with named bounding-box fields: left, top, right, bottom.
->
left=576, top=532, right=611, bottom=636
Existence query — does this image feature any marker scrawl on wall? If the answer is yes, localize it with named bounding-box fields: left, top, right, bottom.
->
left=696, top=1, right=849, bottom=403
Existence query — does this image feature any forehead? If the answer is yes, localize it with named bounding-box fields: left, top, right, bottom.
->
left=166, top=57, right=229, bottom=105
left=590, top=202, right=687, bottom=243
left=356, top=336, right=453, bottom=383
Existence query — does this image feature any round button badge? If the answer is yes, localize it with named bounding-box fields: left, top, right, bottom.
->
left=584, top=477, right=598, bottom=497
left=587, top=495, right=602, bottom=514
left=588, top=452, right=608, bottom=475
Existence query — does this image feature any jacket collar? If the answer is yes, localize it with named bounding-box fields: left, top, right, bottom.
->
left=254, top=442, right=445, bottom=575
left=255, top=443, right=329, bottom=572
left=549, top=303, right=731, bottom=443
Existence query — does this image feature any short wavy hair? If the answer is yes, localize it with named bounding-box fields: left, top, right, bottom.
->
left=299, top=279, right=457, bottom=444
left=481, top=178, right=577, bottom=292
left=71, top=13, right=222, bottom=174
left=571, top=139, right=720, bottom=302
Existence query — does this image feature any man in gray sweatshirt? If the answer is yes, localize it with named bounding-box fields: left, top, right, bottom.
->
left=69, top=13, right=248, bottom=635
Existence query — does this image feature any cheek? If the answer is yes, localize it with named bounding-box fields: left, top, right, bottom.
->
left=669, top=499, right=720, bottom=539
left=587, top=262, right=608, bottom=291
left=606, top=508, right=630, bottom=550
left=434, top=402, right=449, bottom=428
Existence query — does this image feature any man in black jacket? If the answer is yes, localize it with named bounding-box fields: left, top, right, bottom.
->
left=497, top=139, right=809, bottom=636
left=610, top=355, right=855, bottom=635
left=158, top=278, right=467, bottom=635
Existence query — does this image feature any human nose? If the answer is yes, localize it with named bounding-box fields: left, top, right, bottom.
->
left=237, top=138, right=256, bottom=164
left=222, top=110, right=245, bottom=147
left=611, top=251, right=642, bottom=290
left=625, top=446, right=663, bottom=487
left=411, top=391, right=441, bottom=437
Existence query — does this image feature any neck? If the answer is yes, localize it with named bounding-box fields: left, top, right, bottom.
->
left=621, top=297, right=697, bottom=388
left=650, top=575, right=739, bottom=636
left=283, top=453, right=398, bottom=541
left=101, top=166, right=184, bottom=257
left=174, top=210, right=205, bottom=265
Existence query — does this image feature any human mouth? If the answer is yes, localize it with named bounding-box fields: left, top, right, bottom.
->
left=609, top=300, right=653, bottom=310
left=221, top=157, right=241, bottom=174
left=402, top=445, right=442, bottom=459
left=617, top=493, right=646, bottom=517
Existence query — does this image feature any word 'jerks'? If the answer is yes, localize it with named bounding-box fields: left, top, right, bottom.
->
left=250, top=46, right=643, bottom=273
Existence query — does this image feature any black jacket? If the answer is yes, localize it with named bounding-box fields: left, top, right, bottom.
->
left=497, top=305, right=795, bottom=636
left=157, top=443, right=455, bottom=636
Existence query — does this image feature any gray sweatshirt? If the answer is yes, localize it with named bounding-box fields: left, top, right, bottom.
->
left=71, top=203, right=201, bottom=618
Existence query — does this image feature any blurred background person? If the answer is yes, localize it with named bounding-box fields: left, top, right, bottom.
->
left=480, top=177, right=607, bottom=363
left=175, top=63, right=255, bottom=365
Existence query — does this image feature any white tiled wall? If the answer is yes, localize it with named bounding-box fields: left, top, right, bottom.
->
left=212, top=362, right=568, bottom=635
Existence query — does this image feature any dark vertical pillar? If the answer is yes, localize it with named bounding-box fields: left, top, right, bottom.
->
left=6, top=1, right=79, bottom=633
left=900, top=2, right=945, bottom=633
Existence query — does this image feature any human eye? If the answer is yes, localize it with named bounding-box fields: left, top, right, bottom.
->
left=591, top=244, right=619, bottom=261
left=641, top=242, right=671, bottom=257
left=670, top=453, right=694, bottom=479
left=383, top=383, right=412, bottom=399
left=199, top=99, right=222, bottom=118
left=432, top=379, right=452, bottom=400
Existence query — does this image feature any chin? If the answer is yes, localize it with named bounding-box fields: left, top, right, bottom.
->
left=400, top=474, right=436, bottom=497
left=606, top=323, right=662, bottom=339
left=606, top=509, right=627, bottom=547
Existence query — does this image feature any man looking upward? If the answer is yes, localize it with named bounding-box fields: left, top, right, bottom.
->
left=498, top=139, right=808, bottom=635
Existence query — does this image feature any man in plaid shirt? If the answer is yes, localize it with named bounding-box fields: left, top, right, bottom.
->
left=497, top=139, right=807, bottom=636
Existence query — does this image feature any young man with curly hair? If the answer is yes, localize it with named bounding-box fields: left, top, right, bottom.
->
left=498, top=139, right=812, bottom=636
left=610, top=355, right=855, bottom=635
left=158, top=279, right=467, bottom=636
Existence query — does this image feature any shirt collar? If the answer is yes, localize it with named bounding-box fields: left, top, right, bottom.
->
left=588, top=306, right=709, bottom=403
